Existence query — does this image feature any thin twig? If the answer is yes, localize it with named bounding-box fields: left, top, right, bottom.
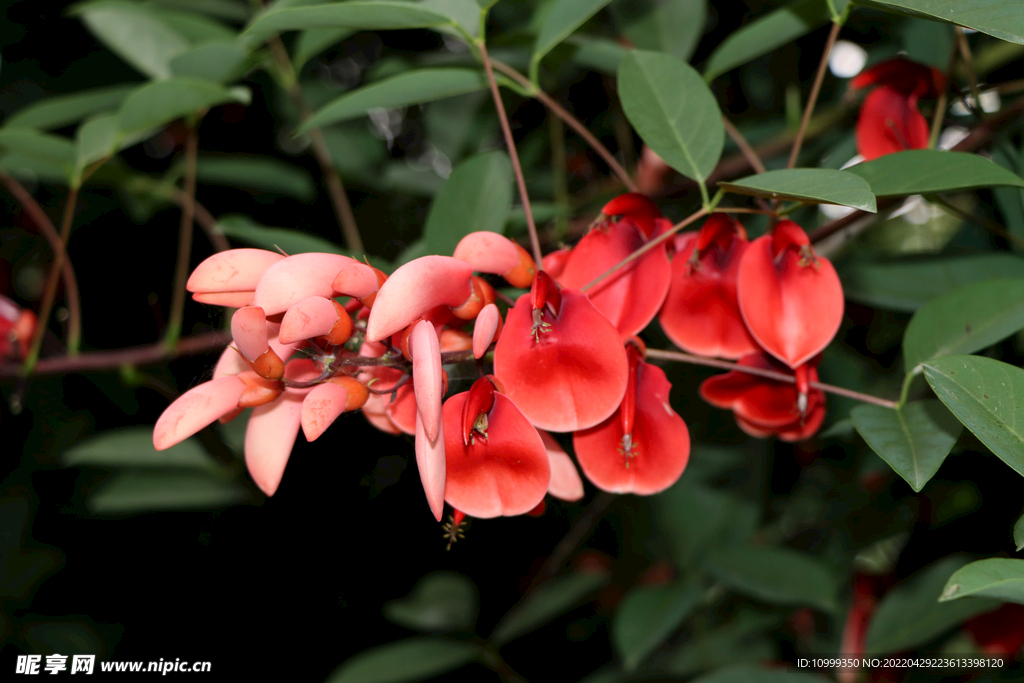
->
left=164, top=123, right=199, bottom=350
left=172, top=190, right=229, bottom=252
left=23, top=185, right=80, bottom=372
left=788, top=22, right=841, bottom=169
left=480, top=43, right=542, bottom=265
left=723, top=117, right=766, bottom=174
left=526, top=491, right=616, bottom=593
left=268, top=37, right=363, bottom=254
left=932, top=195, right=1024, bottom=249
left=0, top=170, right=81, bottom=358
left=492, top=59, right=638, bottom=193
left=929, top=36, right=960, bottom=149
left=582, top=209, right=707, bottom=293
left=955, top=27, right=983, bottom=119
left=645, top=348, right=898, bottom=408
left=715, top=206, right=777, bottom=216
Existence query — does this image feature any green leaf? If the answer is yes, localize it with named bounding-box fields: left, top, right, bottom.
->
left=118, top=78, right=250, bottom=136
left=383, top=572, right=478, bottom=632
left=154, top=7, right=238, bottom=43
left=693, top=665, right=832, bottom=683
left=719, top=169, right=877, bottom=212
left=169, top=41, right=251, bottom=83
left=244, top=2, right=466, bottom=42
left=845, top=150, right=1024, bottom=198
left=840, top=254, right=1024, bottom=312
left=491, top=569, right=610, bottom=645
left=567, top=34, right=627, bottom=74
left=618, top=0, right=706, bottom=63
left=941, top=558, right=1024, bottom=604
left=866, top=556, right=1001, bottom=653
left=532, top=0, right=613, bottom=80
left=613, top=580, right=702, bottom=672
left=0, top=129, right=75, bottom=168
left=216, top=215, right=345, bottom=255
left=324, top=638, right=480, bottom=683
left=923, top=355, right=1024, bottom=478
left=422, top=151, right=513, bottom=256
left=63, top=427, right=212, bottom=469
left=903, top=278, right=1024, bottom=371
left=197, top=156, right=315, bottom=200
left=851, top=401, right=963, bottom=492
left=71, top=0, right=191, bottom=79
left=1014, top=512, right=1024, bottom=552
left=301, top=68, right=488, bottom=131
left=152, top=0, right=251, bottom=21
left=705, top=546, right=839, bottom=612
left=0, top=153, right=70, bottom=185
left=293, top=27, right=354, bottom=68
left=618, top=50, right=723, bottom=188
left=87, top=470, right=249, bottom=514
left=703, top=0, right=831, bottom=81
left=73, top=113, right=153, bottom=180
left=857, top=0, right=1024, bottom=46
left=654, top=482, right=759, bottom=568
left=665, top=612, right=779, bottom=676
left=4, top=85, right=136, bottom=131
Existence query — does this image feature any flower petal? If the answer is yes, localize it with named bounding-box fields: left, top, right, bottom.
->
left=154, top=376, right=246, bottom=450
left=245, top=390, right=304, bottom=495
left=411, top=320, right=443, bottom=442
left=415, top=411, right=446, bottom=521
left=187, top=248, right=284, bottom=293
left=279, top=296, right=339, bottom=344
left=540, top=431, right=584, bottom=501
left=231, top=306, right=269, bottom=361
left=365, top=256, right=473, bottom=341
left=300, top=382, right=349, bottom=442
left=253, top=253, right=356, bottom=316
left=331, top=260, right=380, bottom=299
left=472, top=303, right=500, bottom=359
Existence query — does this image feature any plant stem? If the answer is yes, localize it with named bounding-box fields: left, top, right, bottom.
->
left=931, top=195, right=1024, bottom=249
left=787, top=21, right=841, bottom=169
left=929, top=36, right=960, bottom=149
left=164, top=123, right=199, bottom=350
left=0, top=171, right=82, bottom=361
left=582, top=209, right=707, bottom=293
left=491, top=59, right=638, bottom=193
left=526, top=491, right=615, bottom=593
left=267, top=37, right=363, bottom=254
left=723, top=117, right=766, bottom=174
left=644, top=348, right=898, bottom=408
left=23, top=184, right=80, bottom=373
left=480, top=42, right=543, bottom=265
left=172, top=191, right=230, bottom=252
left=956, top=27, right=983, bottom=119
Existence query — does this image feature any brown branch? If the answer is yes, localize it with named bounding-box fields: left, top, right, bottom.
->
left=723, top=117, right=766, bottom=174
left=788, top=21, right=841, bottom=169
left=164, top=124, right=199, bottom=349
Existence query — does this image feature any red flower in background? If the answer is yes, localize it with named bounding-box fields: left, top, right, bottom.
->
left=850, top=57, right=945, bottom=160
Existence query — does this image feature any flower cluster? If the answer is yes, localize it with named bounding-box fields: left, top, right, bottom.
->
left=153, top=193, right=844, bottom=536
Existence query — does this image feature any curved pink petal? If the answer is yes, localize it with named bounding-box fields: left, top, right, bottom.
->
left=411, top=320, right=443, bottom=442
left=453, top=232, right=520, bottom=274
left=301, top=382, right=349, bottom=441
left=331, top=261, right=380, bottom=299
left=231, top=306, right=269, bottom=361
left=244, top=390, right=304, bottom=495
left=415, top=411, right=446, bottom=521
left=213, top=345, right=249, bottom=379
left=279, top=296, right=339, bottom=344
left=192, top=291, right=255, bottom=307
left=540, top=431, right=584, bottom=501
left=154, top=376, right=246, bottom=450
left=253, top=253, right=356, bottom=316
left=385, top=383, right=417, bottom=435
left=187, top=248, right=284, bottom=293
left=365, top=256, right=473, bottom=341
left=442, top=392, right=550, bottom=518
left=473, top=303, right=500, bottom=359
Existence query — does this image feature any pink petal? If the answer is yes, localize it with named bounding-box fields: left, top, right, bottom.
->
left=154, top=376, right=246, bottom=450
left=411, top=320, right=443, bottom=442
left=231, top=306, right=269, bottom=361
left=301, top=382, right=349, bottom=441
left=213, top=345, right=249, bottom=379
left=187, top=249, right=284, bottom=293
left=253, top=253, right=356, bottom=316
left=193, top=291, right=255, bottom=307
left=453, top=232, right=520, bottom=274
left=473, top=303, right=500, bottom=359
left=415, top=411, right=446, bottom=521
left=331, top=261, right=380, bottom=299
left=365, top=256, right=473, bottom=341
left=279, top=296, right=339, bottom=344
left=540, top=431, right=584, bottom=501
left=245, top=390, right=304, bottom=495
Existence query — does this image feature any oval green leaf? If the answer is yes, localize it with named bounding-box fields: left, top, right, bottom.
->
left=4, top=85, right=136, bottom=131
left=613, top=580, right=702, bottom=672
left=705, top=546, right=839, bottom=613
left=923, top=355, right=1024, bottom=478
left=423, top=151, right=513, bottom=256
left=532, top=0, right=614, bottom=81
left=617, top=0, right=707, bottom=63
left=840, top=254, right=1024, bottom=312
left=851, top=401, right=963, bottom=492
left=117, top=78, right=250, bottom=136
left=383, top=572, right=478, bottom=632
left=63, top=427, right=211, bottom=469
left=216, top=216, right=345, bottom=256
left=618, top=50, right=723, bottom=187
left=0, top=129, right=75, bottom=167
left=87, top=470, right=249, bottom=514
left=244, top=2, right=464, bottom=42
left=197, top=156, right=315, bottom=200
left=71, top=0, right=191, bottom=79
left=719, top=168, right=877, bottom=212
left=865, top=556, right=1000, bottom=653
left=903, top=278, right=1024, bottom=372
left=324, top=637, right=480, bottom=683
left=491, top=569, right=610, bottom=645
left=293, top=27, right=354, bottom=68
left=857, top=0, right=1024, bottom=46
left=844, top=150, right=1024, bottom=198
left=169, top=41, right=251, bottom=83
left=941, top=558, right=1024, bottom=604
left=703, top=0, right=832, bottom=81
left=301, top=68, right=488, bottom=132
left=1014, top=512, right=1024, bottom=552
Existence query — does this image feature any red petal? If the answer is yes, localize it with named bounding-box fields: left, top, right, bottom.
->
left=453, top=231, right=520, bottom=275
left=856, top=86, right=930, bottom=161
left=540, top=431, right=585, bottom=501
left=494, top=289, right=628, bottom=432
left=472, top=303, right=501, bottom=359
left=442, top=392, right=550, bottom=518
left=331, top=260, right=380, bottom=299
left=850, top=57, right=944, bottom=98
left=301, top=382, right=348, bottom=441
left=600, top=193, right=662, bottom=238
left=411, top=320, right=443, bottom=442
left=279, top=296, right=340, bottom=344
